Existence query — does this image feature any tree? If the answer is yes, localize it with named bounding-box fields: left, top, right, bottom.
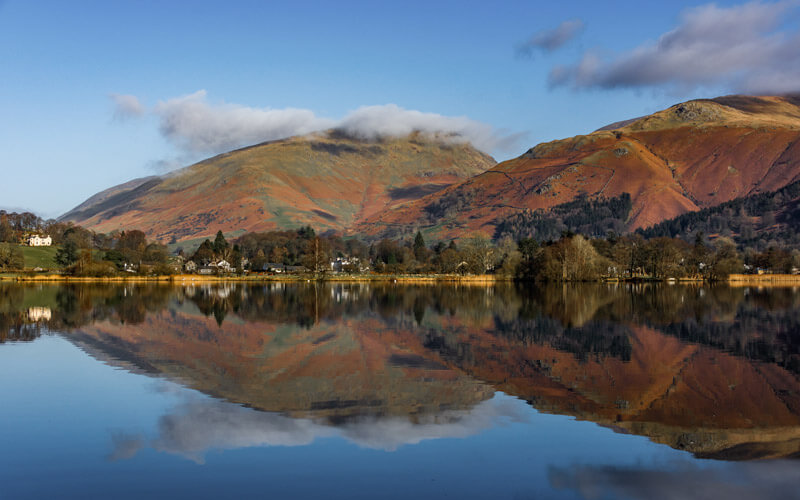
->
left=143, top=243, right=169, bottom=264
left=301, top=237, right=331, bottom=273
left=707, top=237, right=743, bottom=280
left=376, top=239, right=402, bottom=267
left=213, top=231, right=229, bottom=254
left=517, top=238, right=539, bottom=279
left=537, top=235, right=606, bottom=281
left=269, top=245, right=288, bottom=264
left=413, top=231, right=427, bottom=262
left=55, top=239, right=79, bottom=268
left=460, top=234, right=497, bottom=274
left=250, top=249, right=267, bottom=271
left=297, top=226, right=316, bottom=240
left=230, top=246, right=243, bottom=272
left=0, top=215, right=14, bottom=243
left=0, top=243, right=24, bottom=270
left=437, top=248, right=462, bottom=273
left=117, top=230, right=147, bottom=264
left=689, top=231, right=709, bottom=278
left=496, top=237, right=521, bottom=278
left=193, top=239, right=215, bottom=264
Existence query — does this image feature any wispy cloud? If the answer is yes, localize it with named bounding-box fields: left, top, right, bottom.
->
left=110, top=93, right=145, bottom=120
left=516, top=19, right=584, bottom=57
left=110, top=91, right=522, bottom=158
left=549, top=1, right=800, bottom=94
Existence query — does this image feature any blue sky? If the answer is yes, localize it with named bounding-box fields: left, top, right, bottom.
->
left=1, top=0, right=798, bottom=217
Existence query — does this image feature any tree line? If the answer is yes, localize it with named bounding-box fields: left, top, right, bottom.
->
left=638, top=179, right=800, bottom=251
left=5, top=178, right=800, bottom=281
left=0, top=213, right=172, bottom=275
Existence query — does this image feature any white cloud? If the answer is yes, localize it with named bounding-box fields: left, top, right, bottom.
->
left=153, top=90, right=336, bottom=155
left=516, top=19, right=585, bottom=57
left=337, top=104, right=518, bottom=153
left=111, top=90, right=521, bottom=158
left=550, top=1, right=800, bottom=93
left=110, top=93, right=145, bottom=120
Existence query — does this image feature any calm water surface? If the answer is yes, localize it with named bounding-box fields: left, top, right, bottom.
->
left=1, top=282, right=799, bottom=499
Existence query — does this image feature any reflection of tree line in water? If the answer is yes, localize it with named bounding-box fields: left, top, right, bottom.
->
left=0, top=284, right=176, bottom=341
left=0, top=285, right=43, bottom=342
left=583, top=284, right=800, bottom=373
left=1, top=283, right=799, bottom=372
left=156, top=283, right=800, bottom=373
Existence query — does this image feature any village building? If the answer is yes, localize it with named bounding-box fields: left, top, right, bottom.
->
left=27, top=234, right=52, bottom=246
left=215, top=260, right=233, bottom=273
left=330, top=256, right=369, bottom=273
left=264, top=263, right=285, bottom=273
left=195, top=260, right=235, bottom=274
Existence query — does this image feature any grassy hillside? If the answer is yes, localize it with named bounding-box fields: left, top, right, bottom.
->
left=19, top=245, right=58, bottom=269
left=60, top=132, right=495, bottom=244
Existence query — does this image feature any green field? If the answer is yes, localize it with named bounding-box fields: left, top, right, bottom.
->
left=18, top=245, right=59, bottom=269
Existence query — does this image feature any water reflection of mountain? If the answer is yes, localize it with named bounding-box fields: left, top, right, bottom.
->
left=2, top=282, right=800, bottom=459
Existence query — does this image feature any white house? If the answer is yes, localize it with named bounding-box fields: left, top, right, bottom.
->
left=27, top=234, right=52, bottom=247
left=216, top=260, right=234, bottom=273
left=330, top=256, right=369, bottom=273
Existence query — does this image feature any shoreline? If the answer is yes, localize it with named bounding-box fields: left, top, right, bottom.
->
left=727, top=273, right=800, bottom=286
left=4, top=272, right=800, bottom=286
left=0, top=273, right=511, bottom=284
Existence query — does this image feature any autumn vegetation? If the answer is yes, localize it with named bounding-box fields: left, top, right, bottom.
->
left=0, top=210, right=171, bottom=276
left=3, top=196, right=799, bottom=281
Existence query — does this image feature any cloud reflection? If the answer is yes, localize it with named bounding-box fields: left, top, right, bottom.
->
left=549, top=460, right=800, bottom=500
left=112, top=394, right=526, bottom=463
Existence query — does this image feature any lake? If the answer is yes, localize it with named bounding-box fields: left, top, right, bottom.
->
left=1, top=282, right=799, bottom=499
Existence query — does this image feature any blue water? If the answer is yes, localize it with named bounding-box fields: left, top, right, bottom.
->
left=2, top=283, right=800, bottom=499
left=0, top=335, right=686, bottom=499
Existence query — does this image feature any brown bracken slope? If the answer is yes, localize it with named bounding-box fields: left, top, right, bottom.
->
left=360, top=94, right=800, bottom=240
left=60, top=131, right=494, bottom=244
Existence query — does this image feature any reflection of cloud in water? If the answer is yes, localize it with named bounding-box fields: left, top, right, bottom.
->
left=337, top=396, right=525, bottom=451
left=113, top=394, right=526, bottom=463
left=107, top=432, right=144, bottom=461
left=550, top=461, right=800, bottom=500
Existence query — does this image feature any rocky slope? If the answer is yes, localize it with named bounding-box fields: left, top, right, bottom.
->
left=360, top=95, right=800, bottom=240
left=60, top=132, right=494, bottom=244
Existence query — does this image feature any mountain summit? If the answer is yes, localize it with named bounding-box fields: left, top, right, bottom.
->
left=61, top=131, right=495, bottom=244
left=360, top=95, right=800, bottom=240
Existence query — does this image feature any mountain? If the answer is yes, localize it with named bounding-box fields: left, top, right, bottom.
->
left=60, top=132, right=494, bottom=244
left=638, top=178, right=800, bottom=250
left=359, top=95, right=800, bottom=240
